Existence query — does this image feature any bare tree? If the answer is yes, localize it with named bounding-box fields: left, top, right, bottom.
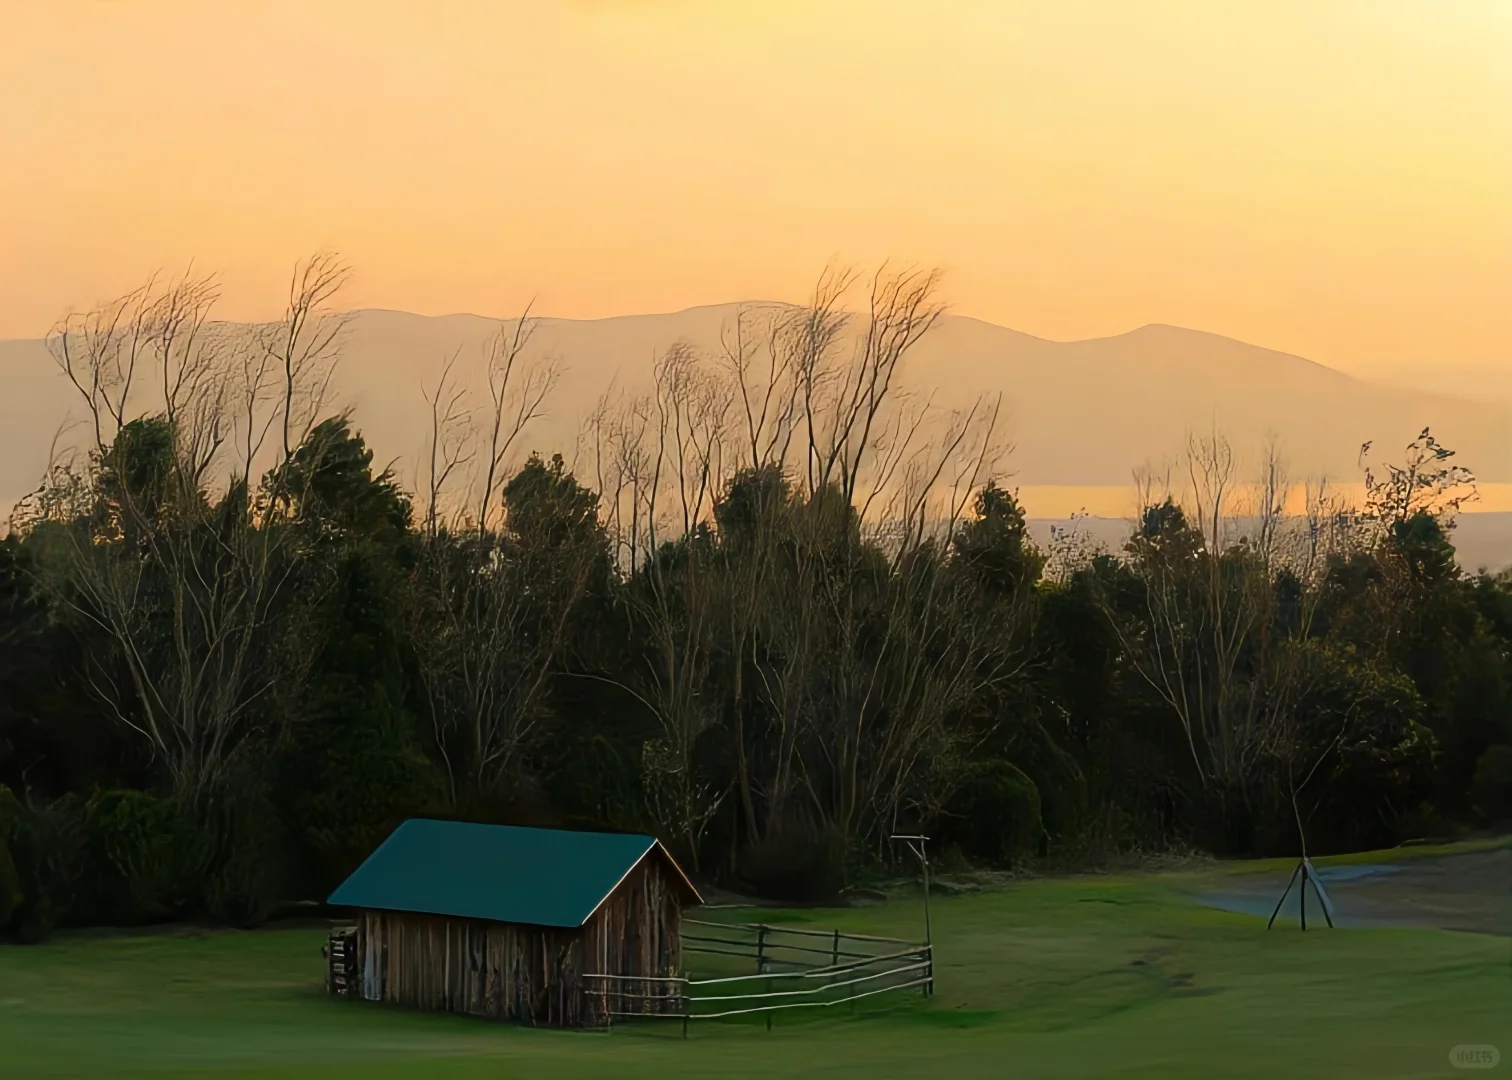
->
left=651, top=342, right=731, bottom=539
left=586, top=348, right=735, bottom=863
left=802, top=264, right=945, bottom=508
left=1113, top=433, right=1259, bottom=789
left=26, top=258, right=350, bottom=801
left=631, top=541, right=728, bottom=866
left=1105, top=433, right=1361, bottom=804
left=585, top=389, right=658, bottom=573
left=1360, top=427, right=1477, bottom=534
left=575, top=262, right=1018, bottom=860
left=712, top=267, right=1007, bottom=852
left=805, top=399, right=1009, bottom=848
left=476, top=308, right=558, bottom=533
left=233, top=319, right=283, bottom=493
left=420, top=351, right=473, bottom=537
left=414, top=525, right=597, bottom=807
left=721, top=305, right=803, bottom=473
left=405, top=305, right=582, bottom=806
left=50, top=280, right=155, bottom=454
left=262, top=251, right=351, bottom=468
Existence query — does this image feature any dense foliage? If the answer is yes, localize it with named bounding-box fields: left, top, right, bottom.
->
left=1, top=265, right=1508, bottom=938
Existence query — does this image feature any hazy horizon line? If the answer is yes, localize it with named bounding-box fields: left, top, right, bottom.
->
left=0, top=299, right=1342, bottom=370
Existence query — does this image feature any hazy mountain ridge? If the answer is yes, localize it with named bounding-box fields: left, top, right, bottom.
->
left=2, top=305, right=1508, bottom=518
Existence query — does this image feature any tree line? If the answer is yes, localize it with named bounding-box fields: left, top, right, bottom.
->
left=1, top=258, right=1509, bottom=940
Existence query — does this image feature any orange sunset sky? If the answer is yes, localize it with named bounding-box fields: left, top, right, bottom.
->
left=2, top=0, right=1509, bottom=376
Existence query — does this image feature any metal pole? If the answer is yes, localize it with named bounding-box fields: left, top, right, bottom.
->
left=890, top=835, right=933, bottom=997
left=1306, top=860, right=1336, bottom=929
left=919, top=844, right=932, bottom=951
left=1266, top=862, right=1301, bottom=930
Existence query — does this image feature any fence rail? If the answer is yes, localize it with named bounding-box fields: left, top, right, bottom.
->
left=583, top=918, right=932, bottom=1033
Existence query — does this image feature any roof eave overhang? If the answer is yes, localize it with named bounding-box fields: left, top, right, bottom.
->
left=576, top=839, right=703, bottom=927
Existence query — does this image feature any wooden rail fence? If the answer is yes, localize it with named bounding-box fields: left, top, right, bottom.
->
left=583, top=919, right=933, bottom=1033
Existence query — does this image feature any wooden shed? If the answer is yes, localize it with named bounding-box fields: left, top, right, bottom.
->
left=325, top=819, right=701, bottom=1028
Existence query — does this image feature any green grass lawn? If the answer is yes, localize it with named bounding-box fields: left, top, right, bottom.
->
left=0, top=855, right=1506, bottom=1079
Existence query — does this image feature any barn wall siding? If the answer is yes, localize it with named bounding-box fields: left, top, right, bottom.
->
left=353, top=859, right=684, bottom=1028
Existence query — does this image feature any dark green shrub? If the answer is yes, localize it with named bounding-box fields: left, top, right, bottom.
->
left=1008, top=724, right=1087, bottom=847
left=285, top=716, right=436, bottom=897
left=1471, top=745, right=1512, bottom=821
left=11, top=898, right=57, bottom=944
left=737, top=820, right=846, bottom=903
left=84, top=788, right=185, bottom=922
left=0, top=784, right=20, bottom=835
left=0, top=784, right=18, bottom=926
left=945, top=759, right=1043, bottom=866
left=193, top=779, right=282, bottom=928
left=6, top=794, right=86, bottom=943
left=76, top=781, right=284, bottom=928
left=0, top=841, right=19, bottom=928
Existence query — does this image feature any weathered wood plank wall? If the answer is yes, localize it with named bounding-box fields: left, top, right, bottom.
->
left=353, top=858, right=683, bottom=1027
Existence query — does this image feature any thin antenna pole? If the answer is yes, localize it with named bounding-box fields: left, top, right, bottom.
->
left=1267, top=862, right=1300, bottom=930
left=890, top=834, right=933, bottom=996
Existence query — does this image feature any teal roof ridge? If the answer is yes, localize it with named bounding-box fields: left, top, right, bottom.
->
left=327, top=819, right=698, bottom=928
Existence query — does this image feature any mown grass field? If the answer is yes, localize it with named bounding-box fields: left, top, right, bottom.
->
left=0, top=850, right=1506, bottom=1079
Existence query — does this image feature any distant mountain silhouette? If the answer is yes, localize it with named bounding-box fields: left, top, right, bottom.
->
left=2, top=305, right=1508, bottom=516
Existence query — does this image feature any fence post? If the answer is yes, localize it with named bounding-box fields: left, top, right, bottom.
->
left=833, top=929, right=849, bottom=1009
left=760, top=925, right=771, bottom=1030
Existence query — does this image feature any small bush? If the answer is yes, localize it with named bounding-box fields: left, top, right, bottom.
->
left=84, top=789, right=187, bottom=922
left=0, top=841, right=19, bottom=928
left=11, top=898, right=57, bottom=944
left=944, top=759, right=1043, bottom=866
left=1471, top=745, right=1512, bottom=821
left=0, top=784, right=21, bottom=836
left=6, top=794, right=86, bottom=943
left=0, top=785, right=20, bottom=928
left=194, top=779, right=283, bottom=928
left=1010, top=726, right=1088, bottom=847
left=737, top=820, right=846, bottom=903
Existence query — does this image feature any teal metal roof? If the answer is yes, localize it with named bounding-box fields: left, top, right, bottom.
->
left=327, top=819, right=699, bottom=928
